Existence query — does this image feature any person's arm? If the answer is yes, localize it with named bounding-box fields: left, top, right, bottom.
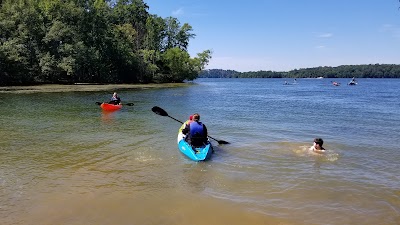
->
left=203, top=124, right=208, bottom=137
left=314, top=148, right=325, bottom=153
left=182, top=124, right=190, bottom=134
left=310, top=146, right=325, bottom=153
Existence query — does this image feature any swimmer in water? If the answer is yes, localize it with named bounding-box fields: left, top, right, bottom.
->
left=310, top=138, right=326, bottom=153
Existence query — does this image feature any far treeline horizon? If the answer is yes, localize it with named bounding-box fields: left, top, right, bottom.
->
left=1, top=1, right=399, bottom=87
left=199, top=64, right=400, bottom=79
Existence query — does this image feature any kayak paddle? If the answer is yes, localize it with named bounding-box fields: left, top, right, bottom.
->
left=96, top=102, right=134, bottom=106
left=151, top=106, right=230, bottom=145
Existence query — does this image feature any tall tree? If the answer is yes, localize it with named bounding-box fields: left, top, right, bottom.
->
left=144, top=15, right=166, bottom=51
left=112, top=0, right=149, bottom=50
left=0, top=0, right=44, bottom=84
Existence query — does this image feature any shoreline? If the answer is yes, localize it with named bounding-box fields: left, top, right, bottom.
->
left=0, top=83, right=192, bottom=94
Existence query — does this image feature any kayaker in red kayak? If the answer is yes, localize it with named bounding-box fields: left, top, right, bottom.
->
left=109, top=92, right=121, bottom=105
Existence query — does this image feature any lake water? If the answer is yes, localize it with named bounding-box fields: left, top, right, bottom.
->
left=1, top=78, right=399, bottom=225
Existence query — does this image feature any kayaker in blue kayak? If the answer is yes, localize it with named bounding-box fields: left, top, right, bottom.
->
left=182, top=113, right=208, bottom=147
left=109, top=92, right=121, bottom=105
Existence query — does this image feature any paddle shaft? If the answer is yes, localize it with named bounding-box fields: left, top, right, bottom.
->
left=96, top=102, right=134, bottom=106
left=207, top=135, right=228, bottom=144
left=168, top=115, right=184, bottom=124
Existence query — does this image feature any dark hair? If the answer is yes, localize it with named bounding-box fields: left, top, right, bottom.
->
left=192, top=113, right=200, bottom=121
left=314, top=138, right=324, bottom=146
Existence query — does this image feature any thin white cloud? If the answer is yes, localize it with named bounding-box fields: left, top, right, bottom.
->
left=380, top=24, right=400, bottom=38
left=381, top=24, right=394, bottom=30
left=317, top=33, right=333, bottom=38
left=172, top=7, right=184, bottom=16
left=315, top=45, right=326, bottom=49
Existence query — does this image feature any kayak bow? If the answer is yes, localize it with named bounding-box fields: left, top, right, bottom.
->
left=100, top=103, right=122, bottom=111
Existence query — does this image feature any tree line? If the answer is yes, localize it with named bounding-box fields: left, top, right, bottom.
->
left=0, top=0, right=212, bottom=86
left=199, top=64, right=400, bottom=78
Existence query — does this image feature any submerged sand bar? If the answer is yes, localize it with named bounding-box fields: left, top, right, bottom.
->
left=0, top=83, right=190, bottom=94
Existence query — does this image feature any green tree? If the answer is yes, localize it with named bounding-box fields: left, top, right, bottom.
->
left=163, top=17, right=195, bottom=51
left=160, top=48, right=211, bottom=82
left=0, top=0, right=212, bottom=85
left=144, top=15, right=166, bottom=51
left=0, top=0, right=44, bottom=84
left=112, top=0, right=149, bottom=50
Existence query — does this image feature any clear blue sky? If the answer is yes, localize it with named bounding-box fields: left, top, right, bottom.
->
left=145, top=0, right=400, bottom=72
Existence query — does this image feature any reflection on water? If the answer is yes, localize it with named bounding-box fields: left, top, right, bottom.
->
left=101, top=110, right=117, bottom=123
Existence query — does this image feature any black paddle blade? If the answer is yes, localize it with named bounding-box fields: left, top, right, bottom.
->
left=126, top=103, right=134, bottom=106
left=151, top=106, right=168, bottom=116
left=208, top=135, right=230, bottom=145
left=95, top=102, right=102, bottom=105
left=217, top=140, right=230, bottom=145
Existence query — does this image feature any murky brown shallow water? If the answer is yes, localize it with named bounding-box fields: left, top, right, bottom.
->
left=1, top=79, right=400, bottom=225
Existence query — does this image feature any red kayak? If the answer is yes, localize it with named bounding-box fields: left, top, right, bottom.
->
left=100, top=103, right=122, bottom=111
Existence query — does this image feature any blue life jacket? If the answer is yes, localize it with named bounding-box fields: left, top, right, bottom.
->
left=190, top=122, right=204, bottom=137
left=189, top=122, right=206, bottom=146
left=109, top=96, right=121, bottom=105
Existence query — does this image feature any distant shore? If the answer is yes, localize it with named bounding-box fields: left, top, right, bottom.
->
left=0, top=83, right=191, bottom=94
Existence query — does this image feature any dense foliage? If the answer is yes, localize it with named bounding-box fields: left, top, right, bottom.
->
left=199, top=64, right=400, bottom=78
left=0, top=0, right=211, bottom=85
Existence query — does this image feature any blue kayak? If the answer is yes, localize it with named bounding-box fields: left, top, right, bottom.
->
left=177, top=122, right=213, bottom=161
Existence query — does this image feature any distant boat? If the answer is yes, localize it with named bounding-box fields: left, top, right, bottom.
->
left=348, top=77, right=357, bottom=85
left=317, top=76, right=324, bottom=79
left=332, top=81, right=341, bottom=86
left=283, top=80, right=298, bottom=85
